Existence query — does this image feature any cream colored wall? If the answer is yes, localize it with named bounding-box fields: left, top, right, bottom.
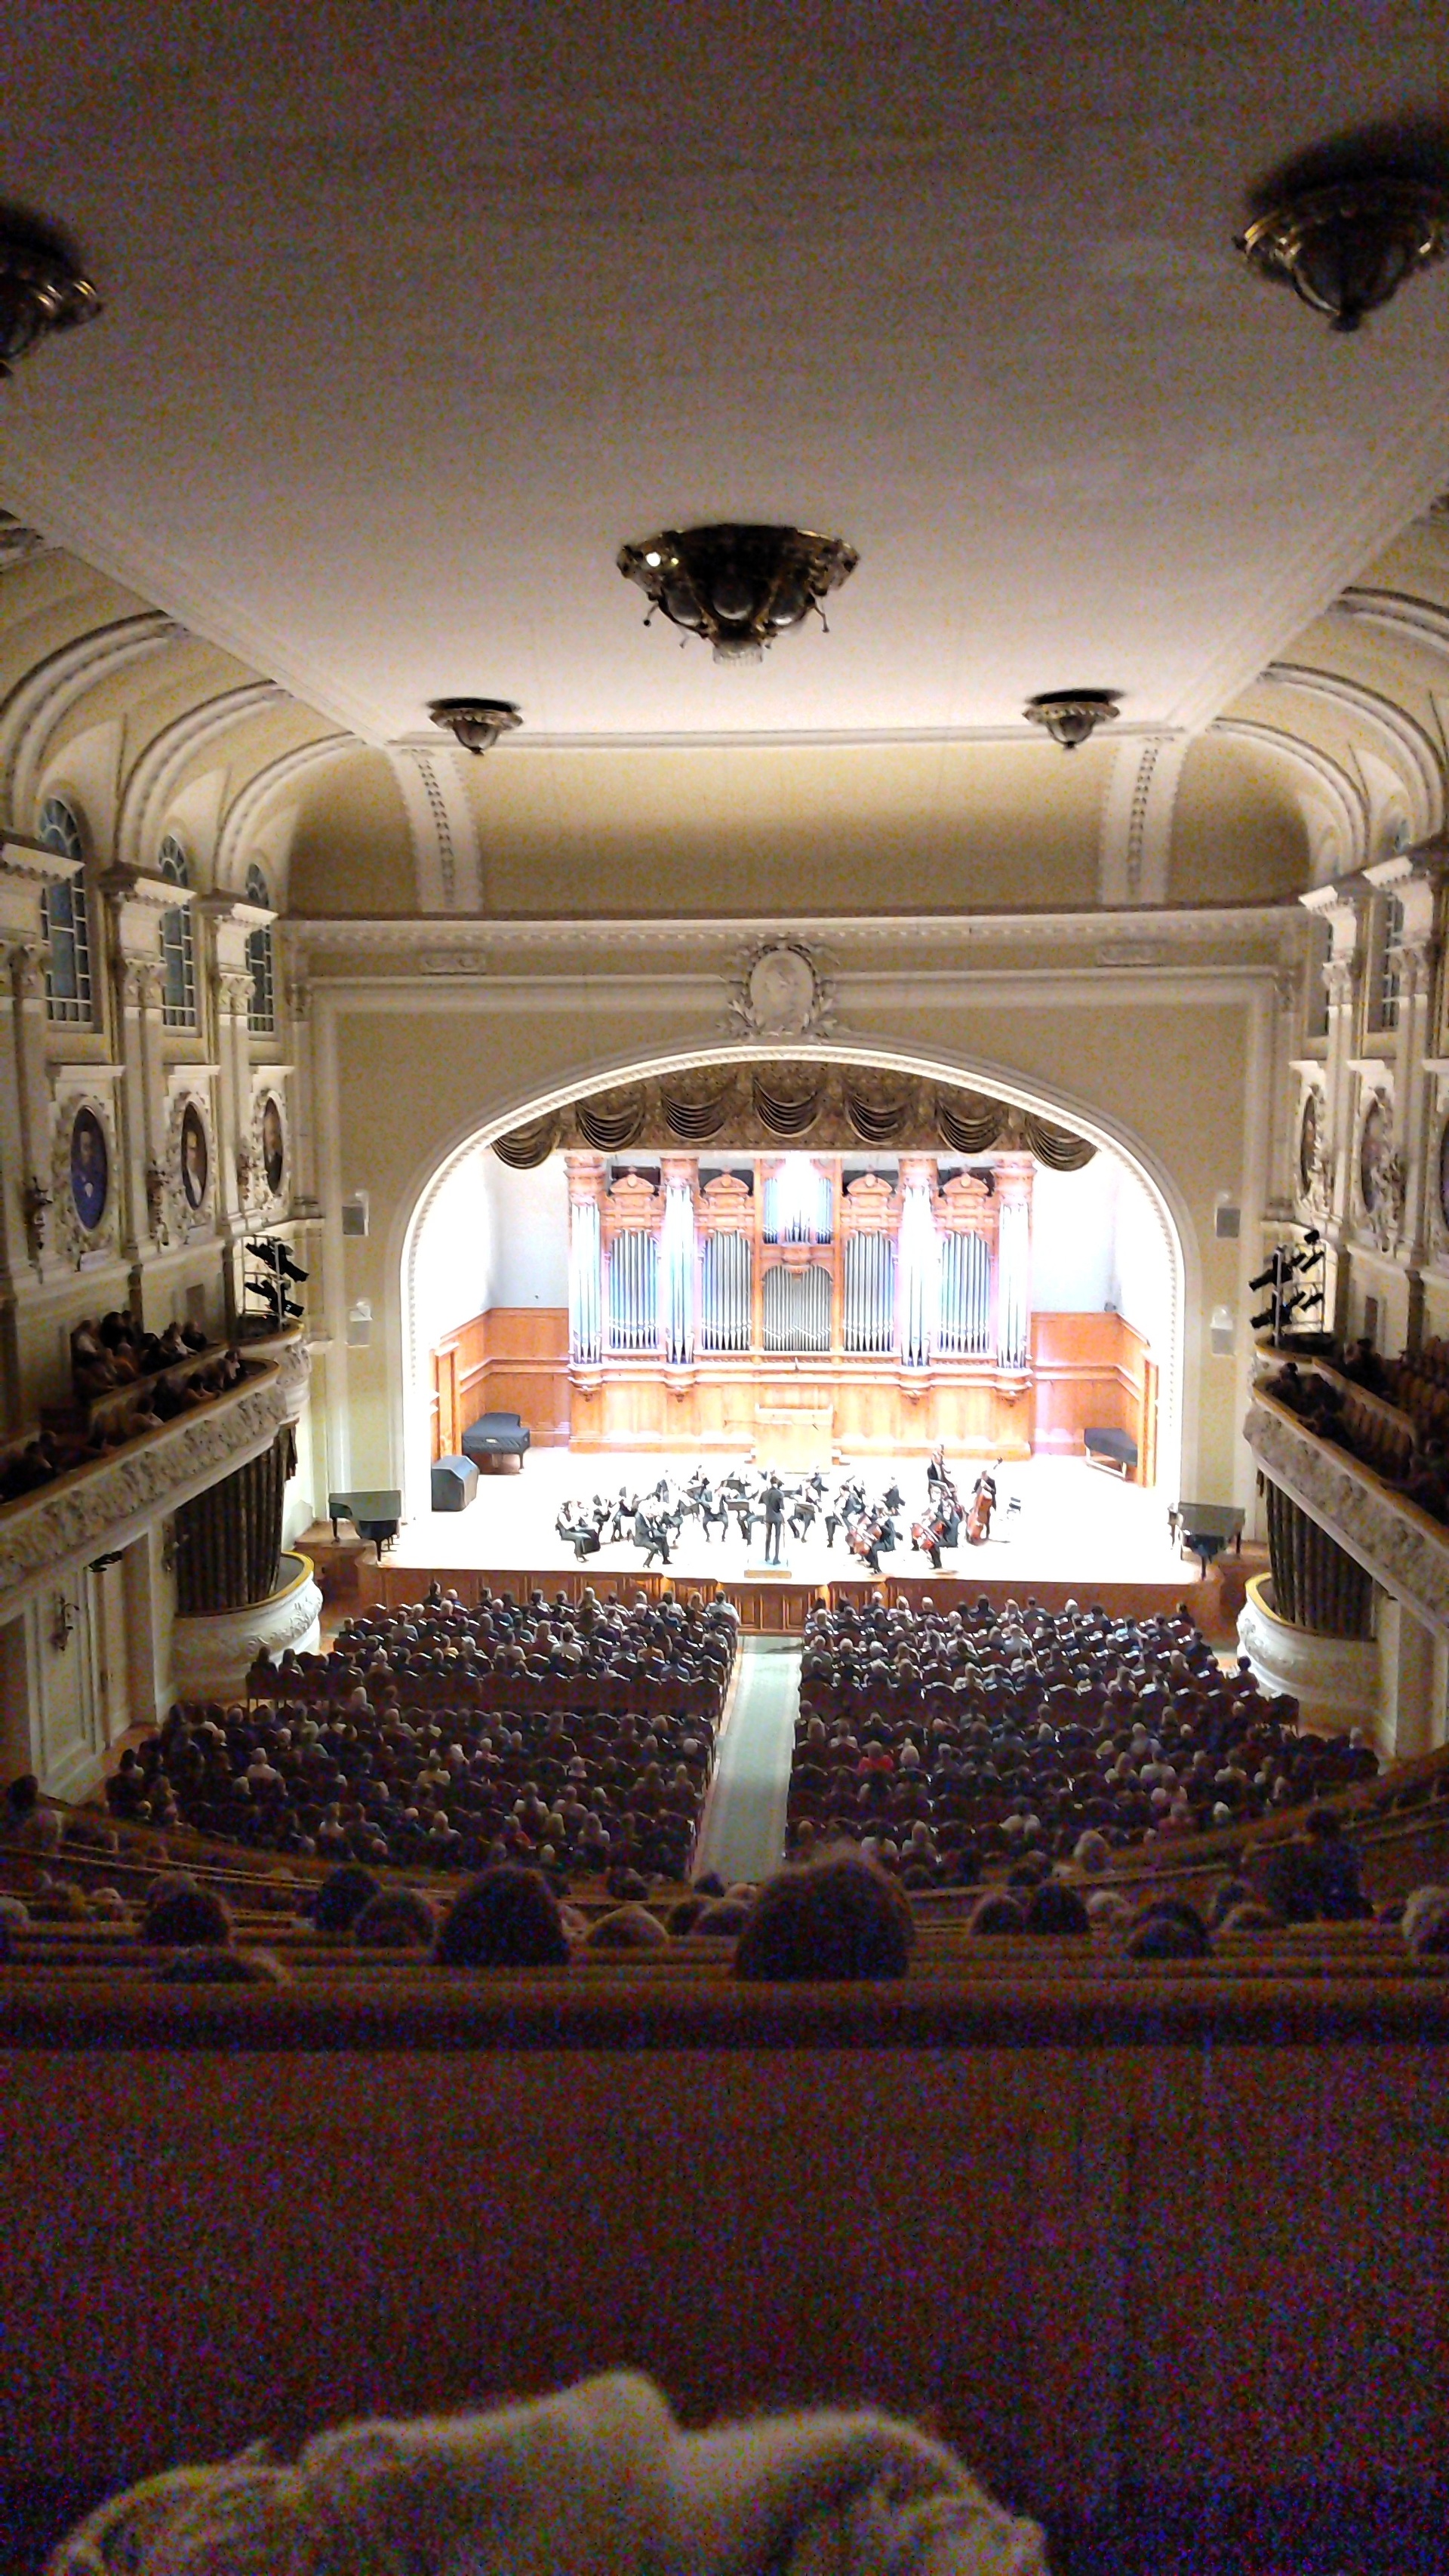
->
left=443, top=737, right=1109, bottom=916
left=1168, top=737, right=1309, bottom=906
left=315, top=984, right=1263, bottom=1509
left=288, top=750, right=416, bottom=915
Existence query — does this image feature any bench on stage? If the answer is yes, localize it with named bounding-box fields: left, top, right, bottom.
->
left=328, top=1488, right=403, bottom=1558
left=1084, top=1425, right=1138, bottom=1479
left=461, top=1410, right=531, bottom=1473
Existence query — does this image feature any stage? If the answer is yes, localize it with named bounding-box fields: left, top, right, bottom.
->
left=383, top=1452, right=1201, bottom=1591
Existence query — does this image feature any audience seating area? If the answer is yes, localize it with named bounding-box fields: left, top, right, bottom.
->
left=104, top=1583, right=737, bottom=1886
left=788, top=1593, right=1375, bottom=1881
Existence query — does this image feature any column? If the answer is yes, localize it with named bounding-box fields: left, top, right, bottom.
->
left=995, top=1153, right=1033, bottom=1371
left=897, top=1151, right=939, bottom=1367
left=1377, top=1595, right=1441, bottom=1762
left=659, top=1153, right=697, bottom=1365
left=1318, top=895, right=1363, bottom=1340
left=566, top=1152, right=605, bottom=1366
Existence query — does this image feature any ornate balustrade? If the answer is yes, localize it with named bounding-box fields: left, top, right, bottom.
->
left=1244, top=1371, right=1449, bottom=1636
left=0, top=1351, right=303, bottom=1622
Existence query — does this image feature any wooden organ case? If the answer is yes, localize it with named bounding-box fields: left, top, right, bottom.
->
left=565, top=1147, right=1038, bottom=1459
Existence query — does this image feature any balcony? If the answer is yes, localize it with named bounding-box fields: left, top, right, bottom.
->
left=1244, top=1365, right=1449, bottom=1636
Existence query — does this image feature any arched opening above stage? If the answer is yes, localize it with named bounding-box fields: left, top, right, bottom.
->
left=408, top=1060, right=1180, bottom=1504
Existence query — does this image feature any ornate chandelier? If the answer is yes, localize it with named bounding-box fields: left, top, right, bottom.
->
left=1024, top=690, right=1121, bottom=752
left=617, top=522, right=858, bottom=663
left=1237, top=172, right=1449, bottom=333
left=0, top=212, right=100, bottom=379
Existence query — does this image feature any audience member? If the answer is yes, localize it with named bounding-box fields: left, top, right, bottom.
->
left=734, top=1851, right=913, bottom=1981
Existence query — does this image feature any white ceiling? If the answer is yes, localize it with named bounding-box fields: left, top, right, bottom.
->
left=2, top=1, right=1447, bottom=747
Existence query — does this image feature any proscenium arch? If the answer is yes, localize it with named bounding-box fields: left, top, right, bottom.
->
left=391, top=1036, right=1197, bottom=1524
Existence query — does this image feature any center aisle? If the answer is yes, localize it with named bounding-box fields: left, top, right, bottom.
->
left=693, top=1636, right=801, bottom=1887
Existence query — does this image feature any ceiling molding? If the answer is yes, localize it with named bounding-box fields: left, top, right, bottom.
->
left=214, top=733, right=355, bottom=893
left=115, top=682, right=289, bottom=873
left=1162, top=405, right=1449, bottom=736
left=0, top=456, right=392, bottom=746
left=1260, top=661, right=1442, bottom=842
left=1098, top=732, right=1189, bottom=906
left=1211, top=716, right=1366, bottom=871
left=386, top=743, right=484, bottom=913
left=0, top=613, right=182, bottom=825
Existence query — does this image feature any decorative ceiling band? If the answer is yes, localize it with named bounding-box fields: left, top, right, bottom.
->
left=752, top=1072, right=822, bottom=1136
left=846, top=1095, right=910, bottom=1143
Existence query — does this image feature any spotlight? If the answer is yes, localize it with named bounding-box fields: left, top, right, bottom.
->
left=1247, top=1261, right=1283, bottom=1292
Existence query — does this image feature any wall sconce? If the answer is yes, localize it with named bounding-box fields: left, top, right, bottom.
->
left=144, top=1159, right=169, bottom=1245
left=50, top=1592, right=77, bottom=1652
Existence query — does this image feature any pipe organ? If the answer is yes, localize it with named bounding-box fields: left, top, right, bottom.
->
left=565, top=1148, right=1038, bottom=1459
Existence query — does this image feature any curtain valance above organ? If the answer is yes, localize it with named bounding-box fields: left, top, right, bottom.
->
left=493, top=1065, right=1097, bottom=1168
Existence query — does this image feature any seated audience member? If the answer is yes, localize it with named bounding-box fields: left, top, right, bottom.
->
left=1124, top=1900, right=1211, bottom=1960
left=156, top=1946, right=288, bottom=1986
left=968, top=1893, right=1026, bottom=1936
left=583, top=1903, right=671, bottom=1950
left=352, top=1888, right=437, bottom=1950
left=734, top=1850, right=913, bottom=1982
left=310, top=1864, right=381, bottom=1934
left=1217, top=1900, right=1281, bottom=1934
left=1401, top=1884, right=1449, bottom=1958
left=142, top=1876, right=232, bottom=1949
left=1023, top=1880, right=1090, bottom=1937
left=1300, top=1807, right=1370, bottom=1918
left=434, top=1865, right=571, bottom=1968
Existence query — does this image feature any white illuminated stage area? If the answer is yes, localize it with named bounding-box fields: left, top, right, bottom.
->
left=387, top=1450, right=1198, bottom=1593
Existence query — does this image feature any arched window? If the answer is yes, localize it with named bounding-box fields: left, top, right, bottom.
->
left=38, top=796, right=94, bottom=1026
left=244, top=861, right=275, bottom=1035
left=1367, top=891, right=1404, bottom=1036
left=157, top=835, right=197, bottom=1028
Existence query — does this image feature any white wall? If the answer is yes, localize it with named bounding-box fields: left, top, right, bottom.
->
left=1031, top=1159, right=1119, bottom=1311
left=414, top=1143, right=494, bottom=1346
left=481, top=1156, right=570, bottom=1306
left=1111, top=1160, right=1176, bottom=1359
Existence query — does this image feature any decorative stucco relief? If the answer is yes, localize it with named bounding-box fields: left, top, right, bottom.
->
left=1244, top=1396, right=1449, bottom=1633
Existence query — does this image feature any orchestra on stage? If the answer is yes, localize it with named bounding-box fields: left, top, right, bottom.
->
left=555, top=1451, right=1014, bottom=1571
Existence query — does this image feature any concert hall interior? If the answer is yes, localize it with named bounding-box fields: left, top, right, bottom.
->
left=5, top=6, right=1449, bottom=2571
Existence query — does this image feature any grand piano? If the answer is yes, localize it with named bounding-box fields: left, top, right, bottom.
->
left=461, top=1410, right=531, bottom=1471
left=328, top=1488, right=403, bottom=1559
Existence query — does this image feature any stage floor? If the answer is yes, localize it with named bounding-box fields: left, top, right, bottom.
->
left=392, top=1453, right=1208, bottom=1590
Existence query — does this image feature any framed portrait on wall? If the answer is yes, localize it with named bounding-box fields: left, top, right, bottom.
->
left=69, top=1106, right=108, bottom=1234
left=1298, top=1090, right=1319, bottom=1199
left=260, top=1092, right=285, bottom=1197
left=1359, top=1095, right=1389, bottom=1217
left=180, top=1101, right=209, bottom=1212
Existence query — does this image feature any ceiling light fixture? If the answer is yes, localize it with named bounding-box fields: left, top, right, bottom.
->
left=1236, top=174, right=1449, bottom=332
left=0, top=211, right=100, bottom=378
left=617, top=522, right=858, bottom=664
left=429, top=698, right=522, bottom=755
left=1024, top=690, right=1121, bottom=752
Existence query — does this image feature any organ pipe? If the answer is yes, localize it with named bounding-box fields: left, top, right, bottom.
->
left=568, top=1198, right=603, bottom=1365
left=995, top=1193, right=1030, bottom=1369
left=660, top=1174, right=695, bottom=1363
left=897, top=1180, right=940, bottom=1368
